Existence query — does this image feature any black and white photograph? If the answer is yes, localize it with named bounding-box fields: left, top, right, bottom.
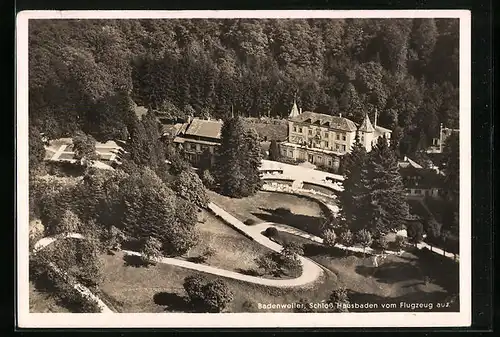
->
left=16, top=10, right=471, bottom=328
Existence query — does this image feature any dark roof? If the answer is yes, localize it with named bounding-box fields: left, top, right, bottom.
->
left=289, top=111, right=358, bottom=132
left=400, top=167, right=445, bottom=189
left=184, top=118, right=222, bottom=139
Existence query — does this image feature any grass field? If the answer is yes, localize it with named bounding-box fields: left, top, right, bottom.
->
left=180, top=210, right=278, bottom=276
left=272, top=231, right=459, bottom=312
left=207, top=190, right=327, bottom=235
left=98, top=250, right=338, bottom=313
left=29, top=281, right=72, bottom=313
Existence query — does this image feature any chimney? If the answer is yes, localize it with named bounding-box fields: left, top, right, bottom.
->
left=299, top=107, right=302, bottom=114
left=374, top=108, right=378, bottom=127
left=339, top=113, right=342, bottom=118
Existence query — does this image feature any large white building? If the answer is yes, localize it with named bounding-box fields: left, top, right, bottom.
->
left=279, top=101, right=392, bottom=169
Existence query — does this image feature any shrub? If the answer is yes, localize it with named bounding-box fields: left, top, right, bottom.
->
left=426, top=219, right=442, bottom=240
left=244, top=218, right=257, bottom=226
left=355, top=229, right=373, bottom=253
left=255, top=253, right=280, bottom=277
left=407, top=222, right=424, bottom=244
left=281, top=256, right=303, bottom=276
left=275, top=207, right=291, bottom=216
left=202, top=279, right=234, bottom=313
left=183, top=275, right=206, bottom=306
left=322, top=229, right=337, bottom=248
left=375, top=236, right=389, bottom=252
left=328, top=287, right=350, bottom=312
left=141, top=237, right=163, bottom=266
left=183, top=276, right=234, bottom=312
left=281, top=241, right=304, bottom=259
left=339, top=229, right=354, bottom=247
left=201, top=170, right=215, bottom=188
left=264, top=227, right=279, bottom=238
left=393, top=235, right=407, bottom=251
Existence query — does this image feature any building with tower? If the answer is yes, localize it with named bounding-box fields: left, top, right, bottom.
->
left=279, top=100, right=392, bottom=170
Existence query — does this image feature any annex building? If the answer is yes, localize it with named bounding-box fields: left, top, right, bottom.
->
left=172, top=117, right=222, bottom=166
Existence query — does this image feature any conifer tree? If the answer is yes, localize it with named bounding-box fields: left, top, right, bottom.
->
left=339, top=134, right=370, bottom=231
left=268, top=139, right=281, bottom=161
left=214, top=116, right=262, bottom=198
left=365, top=137, right=409, bottom=235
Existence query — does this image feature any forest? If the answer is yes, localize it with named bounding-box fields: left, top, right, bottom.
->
left=29, top=18, right=459, bottom=157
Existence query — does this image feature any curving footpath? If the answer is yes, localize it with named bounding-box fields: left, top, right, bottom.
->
left=32, top=204, right=327, bottom=313
left=33, top=233, right=113, bottom=313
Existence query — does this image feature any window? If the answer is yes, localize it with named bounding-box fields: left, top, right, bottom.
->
left=335, top=144, right=340, bottom=150
left=196, top=144, right=201, bottom=152
left=325, top=142, right=329, bottom=148
left=328, top=159, right=332, bottom=166
left=415, top=189, right=422, bottom=194
left=336, top=134, right=340, bottom=140
left=299, top=127, right=303, bottom=133
left=308, top=129, right=312, bottom=135
left=342, top=145, right=346, bottom=152
left=342, top=134, right=346, bottom=141
left=293, top=126, right=297, bottom=132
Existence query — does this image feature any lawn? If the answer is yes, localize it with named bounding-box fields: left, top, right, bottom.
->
left=180, top=210, right=278, bottom=276
left=271, top=231, right=459, bottom=312
left=29, top=281, right=72, bottom=313
left=98, top=250, right=339, bottom=313
left=207, top=190, right=328, bottom=235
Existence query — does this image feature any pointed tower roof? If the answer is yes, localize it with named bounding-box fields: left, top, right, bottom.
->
left=289, top=99, right=300, bottom=118
left=358, top=113, right=375, bottom=133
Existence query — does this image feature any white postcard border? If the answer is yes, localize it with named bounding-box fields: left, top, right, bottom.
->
left=16, top=9, right=472, bottom=328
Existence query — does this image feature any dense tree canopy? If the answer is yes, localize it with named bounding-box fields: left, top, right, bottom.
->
left=30, top=18, right=459, bottom=157
left=214, top=117, right=262, bottom=197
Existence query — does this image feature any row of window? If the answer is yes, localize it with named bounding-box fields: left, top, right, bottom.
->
left=283, top=147, right=338, bottom=167
left=184, top=142, right=212, bottom=153
left=293, top=126, right=347, bottom=141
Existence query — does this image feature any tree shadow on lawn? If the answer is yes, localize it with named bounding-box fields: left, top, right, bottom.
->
left=252, top=207, right=325, bottom=236
left=355, top=262, right=423, bottom=284
left=354, top=252, right=459, bottom=294
left=123, top=254, right=147, bottom=268
left=347, top=290, right=459, bottom=312
left=153, top=292, right=197, bottom=313
left=235, top=268, right=262, bottom=277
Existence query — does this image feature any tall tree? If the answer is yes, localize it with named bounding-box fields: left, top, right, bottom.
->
left=268, top=139, right=281, bottom=161
left=29, top=125, right=46, bottom=172
left=173, top=170, right=209, bottom=208
left=214, top=117, right=262, bottom=198
left=339, top=137, right=370, bottom=231
left=442, top=132, right=459, bottom=200
left=72, top=131, right=99, bottom=167
left=365, top=137, right=409, bottom=235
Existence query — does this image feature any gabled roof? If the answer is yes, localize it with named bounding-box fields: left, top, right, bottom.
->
left=184, top=118, right=222, bottom=139
left=289, top=111, right=358, bottom=132
left=398, top=157, right=423, bottom=169
left=358, top=114, right=375, bottom=133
